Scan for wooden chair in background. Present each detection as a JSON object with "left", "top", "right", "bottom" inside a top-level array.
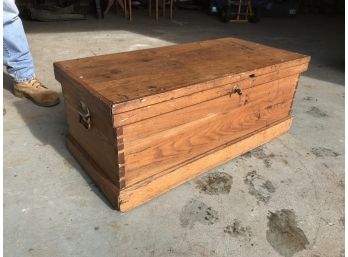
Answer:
[
  {"left": 149, "top": 0, "right": 174, "bottom": 20},
  {"left": 104, "top": 0, "right": 132, "bottom": 20},
  {"left": 104, "top": 0, "right": 174, "bottom": 21},
  {"left": 230, "top": 0, "right": 252, "bottom": 21}
]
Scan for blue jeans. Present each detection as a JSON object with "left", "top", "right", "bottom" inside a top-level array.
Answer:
[{"left": 3, "top": 0, "right": 35, "bottom": 82}]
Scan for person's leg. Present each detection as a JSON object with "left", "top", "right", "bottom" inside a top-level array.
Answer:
[
  {"left": 3, "top": 0, "right": 60, "bottom": 107},
  {"left": 3, "top": 0, "right": 35, "bottom": 82}
]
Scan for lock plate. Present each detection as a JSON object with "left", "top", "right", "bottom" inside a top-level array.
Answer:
[{"left": 229, "top": 86, "right": 243, "bottom": 97}]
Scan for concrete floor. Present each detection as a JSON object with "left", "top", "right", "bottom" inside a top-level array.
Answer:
[{"left": 4, "top": 10, "right": 344, "bottom": 257}]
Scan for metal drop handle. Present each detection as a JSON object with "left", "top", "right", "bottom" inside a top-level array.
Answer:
[{"left": 78, "top": 101, "right": 91, "bottom": 129}]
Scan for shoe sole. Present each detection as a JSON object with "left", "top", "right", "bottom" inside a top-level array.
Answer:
[{"left": 14, "top": 88, "right": 60, "bottom": 107}]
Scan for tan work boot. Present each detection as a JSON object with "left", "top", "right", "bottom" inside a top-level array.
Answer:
[{"left": 13, "top": 79, "right": 60, "bottom": 107}]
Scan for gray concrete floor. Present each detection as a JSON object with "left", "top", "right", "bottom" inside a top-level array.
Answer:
[{"left": 4, "top": 10, "right": 344, "bottom": 257}]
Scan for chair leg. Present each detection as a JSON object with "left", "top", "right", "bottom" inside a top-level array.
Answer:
[
  {"left": 104, "top": 0, "right": 115, "bottom": 16},
  {"left": 170, "top": 0, "right": 173, "bottom": 19},
  {"left": 156, "top": 0, "right": 158, "bottom": 20},
  {"left": 237, "top": 0, "right": 242, "bottom": 20},
  {"left": 129, "top": 0, "right": 132, "bottom": 20},
  {"left": 95, "top": 0, "right": 103, "bottom": 18},
  {"left": 149, "top": 0, "right": 151, "bottom": 16},
  {"left": 163, "top": 0, "right": 165, "bottom": 16},
  {"left": 248, "top": 0, "right": 253, "bottom": 16},
  {"left": 123, "top": 0, "right": 127, "bottom": 17}
]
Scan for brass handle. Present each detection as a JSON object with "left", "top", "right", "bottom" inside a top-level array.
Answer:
[
  {"left": 231, "top": 86, "right": 242, "bottom": 96},
  {"left": 78, "top": 101, "right": 91, "bottom": 129}
]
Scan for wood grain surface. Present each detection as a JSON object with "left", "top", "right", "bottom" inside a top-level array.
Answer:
[
  {"left": 119, "top": 118, "right": 293, "bottom": 211},
  {"left": 54, "top": 37, "right": 310, "bottom": 113},
  {"left": 119, "top": 75, "right": 299, "bottom": 145},
  {"left": 121, "top": 75, "right": 297, "bottom": 186},
  {"left": 113, "top": 64, "right": 307, "bottom": 126}
]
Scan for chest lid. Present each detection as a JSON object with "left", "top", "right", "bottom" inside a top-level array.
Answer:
[{"left": 54, "top": 37, "right": 310, "bottom": 114}]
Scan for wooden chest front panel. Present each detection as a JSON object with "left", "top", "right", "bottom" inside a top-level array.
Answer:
[
  {"left": 117, "top": 74, "right": 299, "bottom": 187},
  {"left": 113, "top": 62, "right": 307, "bottom": 126}
]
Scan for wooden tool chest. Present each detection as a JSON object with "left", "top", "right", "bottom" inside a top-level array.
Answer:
[{"left": 54, "top": 38, "right": 310, "bottom": 211}]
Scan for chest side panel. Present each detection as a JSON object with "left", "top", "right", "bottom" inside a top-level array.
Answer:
[
  {"left": 117, "top": 73, "right": 300, "bottom": 187},
  {"left": 59, "top": 76, "right": 119, "bottom": 185}
]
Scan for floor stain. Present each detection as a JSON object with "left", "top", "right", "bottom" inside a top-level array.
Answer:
[
  {"left": 338, "top": 177, "right": 344, "bottom": 189},
  {"left": 282, "top": 159, "right": 289, "bottom": 165},
  {"left": 305, "top": 106, "right": 328, "bottom": 118},
  {"left": 224, "top": 220, "right": 252, "bottom": 242},
  {"left": 311, "top": 147, "right": 339, "bottom": 158},
  {"left": 3, "top": 108, "right": 6, "bottom": 116},
  {"left": 303, "top": 96, "right": 317, "bottom": 101},
  {"left": 179, "top": 199, "right": 218, "bottom": 229},
  {"left": 266, "top": 209, "right": 309, "bottom": 257},
  {"left": 280, "top": 178, "right": 293, "bottom": 186},
  {"left": 242, "top": 147, "right": 275, "bottom": 168},
  {"left": 340, "top": 249, "right": 345, "bottom": 257},
  {"left": 195, "top": 172, "right": 233, "bottom": 195},
  {"left": 322, "top": 163, "right": 329, "bottom": 169},
  {"left": 244, "top": 170, "right": 276, "bottom": 204},
  {"left": 339, "top": 216, "right": 344, "bottom": 227}
]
